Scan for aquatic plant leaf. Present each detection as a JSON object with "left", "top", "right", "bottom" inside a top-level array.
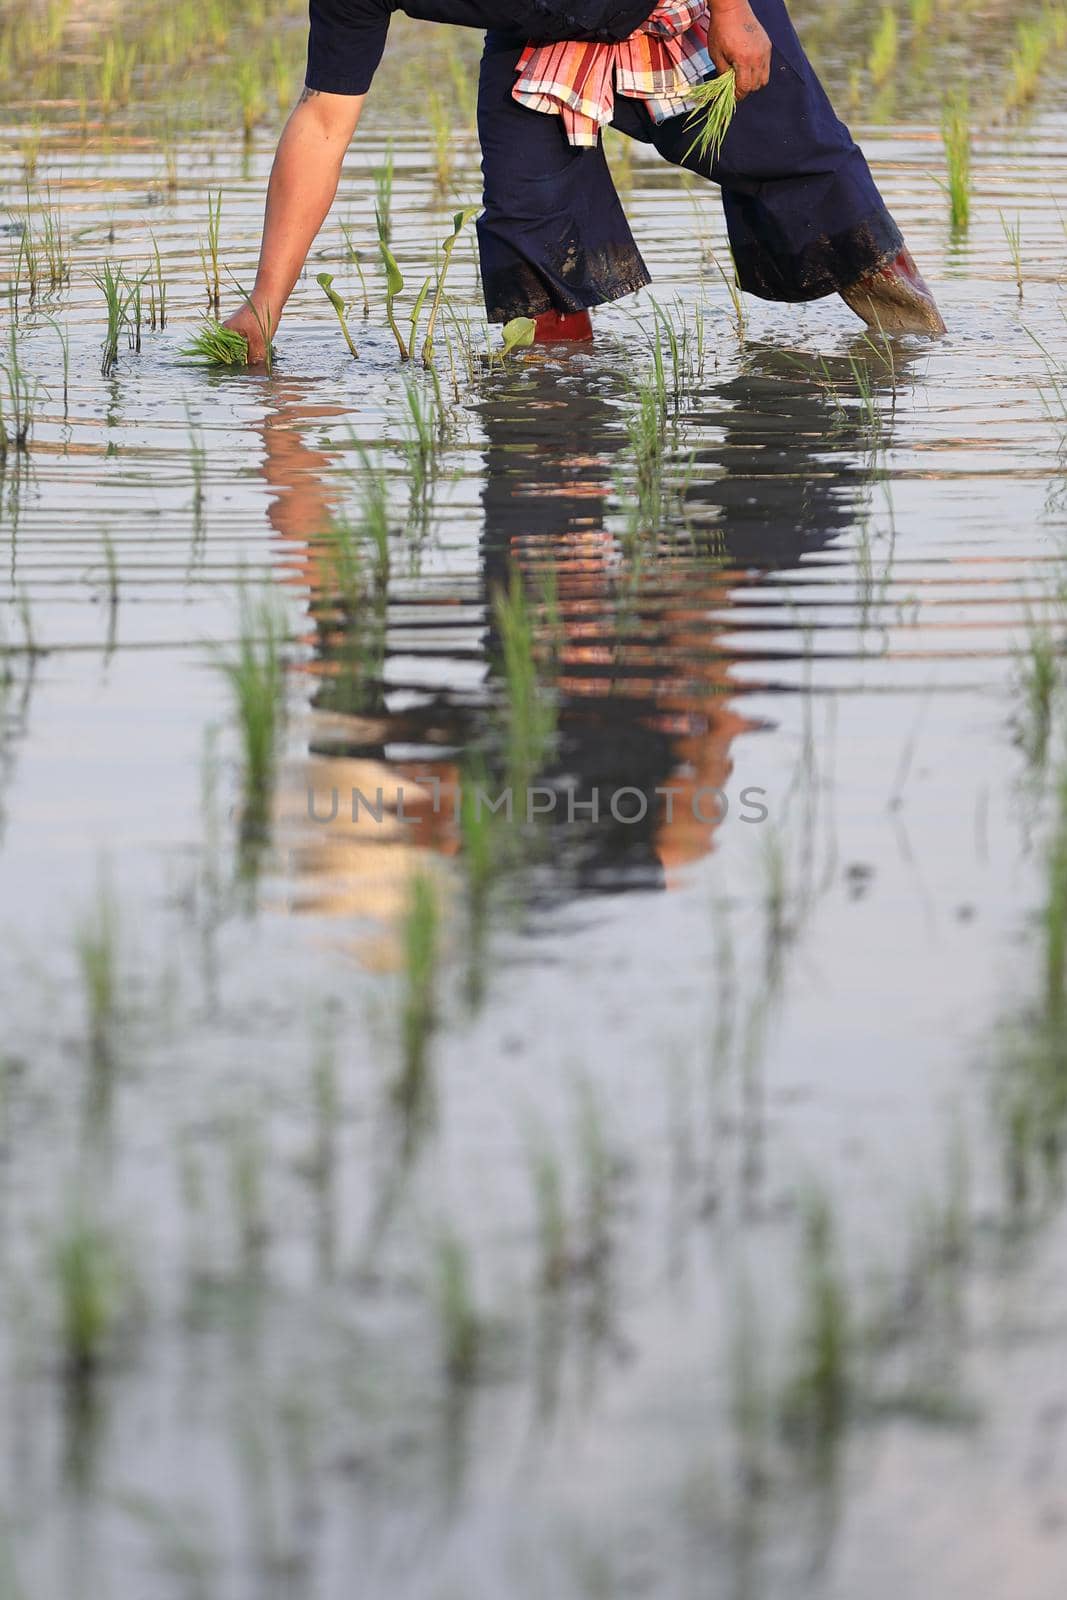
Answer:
[
  {"left": 451, "top": 205, "right": 481, "bottom": 237},
  {"left": 501, "top": 317, "right": 536, "bottom": 358},
  {"left": 316, "top": 271, "right": 346, "bottom": 317}
]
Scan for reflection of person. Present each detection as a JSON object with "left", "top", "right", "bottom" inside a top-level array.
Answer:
[
  {"left": 223, "top": 0, "right": 944, "bottom": 362},
  {"left": 261, "top": 337, "right": 909, "bottom": 912}
]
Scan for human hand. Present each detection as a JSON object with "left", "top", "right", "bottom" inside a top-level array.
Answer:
[
  {"left": 222, "top": 295, "right": 276, "bottom": 366},
  {"left": 706, "top": 0, "right": 772, "bottom": 100}
]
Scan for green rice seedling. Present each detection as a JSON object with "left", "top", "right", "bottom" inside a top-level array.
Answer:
[
  {"left": 41, "top": 313, "right": 69, "bottom": 417},
  {"left": 38, "top": 196, "right": 69, "bottom": 287},
  {"left": 12, "top": 221, "right": 40, "bottom": 308},
  {"left": 235, "top": 59, "right": 264, "bottom": 141},
  {"left": 376, "top": 208, "right": 408, "bottom": 360},
  {"left": 53, "top": 1211, "right": 126, "bottom": 1382},
  {"left": 867, "top": 6, "right": 898, "bottom": 86},
  {"left": 625, "top": 372, "right": 669, "bottom": 533},
  {"left": 435, "top": 1229, "right": 480, "bottom": 1384},
  {"left": 150, "top": 232, "right": 167, "bottom": 329},
  {"left": 493, "top": 568, "right": 557, "bottom": 792},
  {"left": 187, "top": 408, "right": 206, "bottom": 545},
  {"left": 683, "top": 68, "right": 736, "bottom": 165},
  {"left": 374, "top": 142, "right": 394, "bottom": 244},
  {"left": 98, "top": 36, "right": 137, "bottom": 114},
  {"left": 179, "top": 320, "right": 250, "bottom": 367},
  {"left": 1006, "top": 18, "right": 1048, "bottom": 108},
  {"left": 0, "top": 322, "right": 39, "bottom": 455},
  {"left": 941, "top": 88, "right": 971, "bottom": 234},
  {"left": 425, "top": 88, "right": 454, "bottom": 191},
  {"left": 271, "top": 37, "right": 291, "bottom": 114},
  {"left": 200, "top": 190, "right": 223, "bottom": 311},
  {"left": 1013, "top": 612, "right": 1057, "bottom": 768},
  {"left": 316, "top": 272, "right": 359, "bottom": 359},
  {"left": 93, "top": 260, "right": 146, "bottom": 377},
  {"left": 128, "top": 277, "right": 143, "bottom": 353},
  {"left": 710, "top": 248, "right": 746, "bottom": 340},
  {"left": 422, "top": 205, "right": 480, "bottom": 369},
  {"left": 76, "top": 872, "right": 120, "bottom": 1075},
  {"left": 909, "top": 0, "right": 933, "bottom": 35},
  {"left": 219, "top": 588, "right": 287, "bottom": 844},
  {"left": 20, "top": 117, "right": 43, "bottom": 179},
  {"left": 780, "top": 1189, "right": 851, "bottom": 1467},
  {"left": 393, "top": 871, "right": 439, "bottom": 1141},
  {"left": 339, "top": 222, "right": 371, "bottom": 313},
  {"left": 1000, "top": 211, "right": 1024, "bottom": 297}
]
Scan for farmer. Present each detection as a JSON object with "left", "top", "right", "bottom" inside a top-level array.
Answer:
[{"left": 224, "top": 0, "right": 946, "bottom": 357}]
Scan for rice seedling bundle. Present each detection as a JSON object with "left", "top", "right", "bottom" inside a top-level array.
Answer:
[
  {"left": 684, "top": 68, "right": 737, "bottom": 166},
  {"left": 179, "top": 320, "right": 249, "bottom": 366}
]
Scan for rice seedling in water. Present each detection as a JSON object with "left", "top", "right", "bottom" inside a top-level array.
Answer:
[
  {"left": 179, "top": 321, "right": 250, "bottom": 367},
  {"left": 93, "top": 260, "right": 146, "bottom": 377},
  {"left": 40, "top": 312, "right": 69, "bottom": 418},
  {"left": 1013, "top": 612, "right": 1057, "bottom": 768},
  {"left": 435, "top": 1229, "right": 480, "bottom": 1384},
  {"left": 909, "top": 0, "right": 933, "bottom": 35},
  {"left": 150, "top": 232, "right": 167, "bottom": 329},
  {"left": 53, "top": 1212, "right": 126, "bottom": 1383},
  {"left": 0, "top": 322, "right": 38, "bottom": 456},
  {"left": 867, "top": 6, "right": 899, "bottom": 86},
  {"left": 98, "top": 36, "right": 137, "bottom": 114},
  {"left": 425, "top": 88, "right": 454, "bottom": 191},
  {"left": 200, "top": 189, "right": 223, "bottom": 312},
  {"left": 339, "top": 222, "right": 371, "bottom": 313},
  {"left": 1000, "top": 211, "right": 1023, "bottom": 298},
  {"left": 941, "top": 88, "right": 971, "bottom": 234},
  {"left": 235, "top": 59, "right": 264, "bottom": 141},
  {"left": 422, "top": 206, "right": 480, "bottom": 368},
  {"left": 625, "top": 372, "right": 669, "bottom": 533},
  {"left": 374, "top": 143, "right": 394, "bottom": 244},
  {"left": 1006, "top": 17, "right": 1050, "bottom": 109},
  {"left": 316, "top": 272, "right": 359, "bottom": 359},
  {"left": 219, "top": 588, "right": 287, "bottom": 845},
  {"left": 683, "top": 68, "right": 736, "bottom": 165},
  {"left": 394, "top": 871, "right": 440, "bottom": 1142}
]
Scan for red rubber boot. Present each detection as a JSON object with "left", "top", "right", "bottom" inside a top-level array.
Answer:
[{"left": 533, "top": 308, "right": 594, "bottom": 343}]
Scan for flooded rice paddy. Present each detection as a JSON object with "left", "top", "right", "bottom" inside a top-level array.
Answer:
[{"left": 2, "top": 1, "right": 1067, "bottom": 1595}]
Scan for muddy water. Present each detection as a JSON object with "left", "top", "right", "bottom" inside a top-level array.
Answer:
[{"left": 2, "top": 12, "right": 1067, "bottom": 1599}]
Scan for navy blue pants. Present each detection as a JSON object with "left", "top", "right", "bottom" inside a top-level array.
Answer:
[
  {"left": 476, "top": 0, "right": 902, "bottom": 321},
  {"left": 306, "top": 0, "right": 903, "bottom": 322}
]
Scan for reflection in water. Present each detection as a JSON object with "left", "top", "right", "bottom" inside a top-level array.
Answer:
[{"left": 263, "top": 341, "right": 908, "bottom": 938}]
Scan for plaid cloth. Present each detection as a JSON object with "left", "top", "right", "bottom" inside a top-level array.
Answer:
[{"left": 512, "top": 0, "right": 714, "bottom": 147}]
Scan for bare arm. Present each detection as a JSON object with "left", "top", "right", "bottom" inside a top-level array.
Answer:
[{"left": 224, "top": 87, "right": 365, "bottom": 362}]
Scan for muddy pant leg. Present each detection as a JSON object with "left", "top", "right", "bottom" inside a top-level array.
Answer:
[
  {"left": 613, "top": 0, "right": 902, "bottom": 301},
  {"left": 476, "top": 32, "right": 652, "bottom": 322}
]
